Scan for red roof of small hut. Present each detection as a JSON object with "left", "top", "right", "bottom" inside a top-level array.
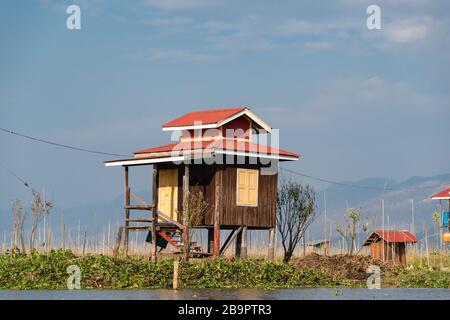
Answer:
[
  {"left": 363, "top": 230, "right": 417, "bottom": 245},
  {"left": 431, "top": 187, "right": 450, "bottom": 200}
]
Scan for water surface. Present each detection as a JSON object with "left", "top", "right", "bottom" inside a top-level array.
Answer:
[{"left": 1, "top": 288, "right": 449, "bottom": 300}]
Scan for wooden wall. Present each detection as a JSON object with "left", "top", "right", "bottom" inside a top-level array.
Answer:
[
  {"left": 214, "top": 164, "right": 277, "bottom": 229},
  {"left": 154, "top": 162, "right": 278, "bottom": 229},
  {"left": 369, "top": 241, "right": 407, "bottom": 266}
]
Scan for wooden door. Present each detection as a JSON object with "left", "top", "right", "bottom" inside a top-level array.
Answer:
[{"left": 158, "top": 168, "right": 178, "bottom": 221}]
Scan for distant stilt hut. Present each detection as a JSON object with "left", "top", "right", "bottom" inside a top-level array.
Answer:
[
  {"left": 363, "top": 230, "right": 417, "bottom": 266},
  {"left": 431, "top": 187, "right": 450, "bottom": 242},
  {"left": 306, "top": 240, "right": 330, "bottom": 255}
]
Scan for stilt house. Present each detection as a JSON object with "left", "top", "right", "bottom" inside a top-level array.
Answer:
[{"left": 104, "top": 107, "right": 299, "bottom": 259}]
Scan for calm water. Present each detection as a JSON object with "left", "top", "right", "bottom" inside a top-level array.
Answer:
[{"left": 1, "top": 288, "right": 449, "bottom": 300}]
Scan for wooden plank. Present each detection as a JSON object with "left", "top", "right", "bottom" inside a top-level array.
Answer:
[
  {"left": 125, "top": 205, "right": 152, "bottom": 211},
  {"left": 157, "top": 210, "right": 184, "bottom": 230},
  {"left": 125, "top": 218, "right": 152, "bottom": 223},
  {"left": 126, "top": 226, "right": 150, "bottom": 231},
  {"left": 130, "top": 192, "right": 149, "bottom": 207}
]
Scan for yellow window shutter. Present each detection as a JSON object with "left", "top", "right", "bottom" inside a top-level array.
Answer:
[
  {"left": 236, "top": 168, "right": 259, "bottom": 206},
  {"left": 247, "top": 170, "right": 258, "bottom": 206},
  {"left": 237, "top": 169, "right": 248, "bottom": 205}
]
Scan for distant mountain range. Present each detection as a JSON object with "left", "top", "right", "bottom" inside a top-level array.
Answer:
[{"left": 1, "top": 173, "right": 449, "bottom": 244}]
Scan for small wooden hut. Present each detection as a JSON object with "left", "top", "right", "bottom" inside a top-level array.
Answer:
[
  {"left": 306, "top": 240, "right": 330, "bottom": 255},
  {"left": 363, "top": 230, "right": 417, "bottom": 266},
  {"left": 104, "top": 107, "right": 299, "bottom": 260}
]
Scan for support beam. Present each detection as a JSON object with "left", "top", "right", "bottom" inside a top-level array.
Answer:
[
  {"left": 268, "top": 227, "right": 275, "bottom": 261},
  {"left": 241, "top": 226, "right": 247, "bottom": 259},
  {"left": 183, "top": 164, "right": 190, "bottom": 261},
  {"left": 235, "top": 228, "right": 242, "bottom": 258},
  {"left": 207, "top": 228, "right": 214, "bottom": 254},
  {"left": 151, "top": 165, "right": 158, "bottom": 262},
  {"left": 220, "top": 226, "right": 243, "bottom": 255},
  {"left": 213, "top": 166, "right": 221, "bottom": 257},
  {"left": 123, "top": 166, "right": 130, "bottom": 256}
]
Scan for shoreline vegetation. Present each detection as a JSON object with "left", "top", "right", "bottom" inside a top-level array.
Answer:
[{"left": 0, "top": 250, "right": 448, "bottom": 290}]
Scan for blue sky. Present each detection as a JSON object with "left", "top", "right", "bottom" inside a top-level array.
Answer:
[{"left": 0, "top": 0, "right": 449, "bottom": 208}]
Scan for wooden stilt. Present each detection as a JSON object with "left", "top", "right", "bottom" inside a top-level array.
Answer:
[
  {"left": 123, "top": 166, "right": 130, "bottom": 256},
  {"left": 235, "top": 227, "right": 242, "bottom": 258},
  {"left": 241, "top": 226, "right": 247, "bottom": 259},
  {"left": 112, "top": 226, "right": 123, "bottom": 258},
  {"left": 173, "top": 258, "right": 180, "bottom": 290},
  {"left": 268, "top": 227, "right": 275, "bottom": 260},
  {"left": 183, "top": 164, "right": 190, "bottom": 261},
  {"left": 213, "top": 166, "right": 221, "bottom": 257},
  {"left": 152, "top": 165, "right": 158, "bottom": 262},
  {"left": 207, "top": 228, "right": 214, "bottom": 254}
]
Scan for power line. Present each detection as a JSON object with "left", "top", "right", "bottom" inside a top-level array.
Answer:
[
  {"left": 279, "top": 167, "right": 441, "bottom": 191},
  {"left": 0, "top": 126, "right": 445, "bottom": 192},
  {"left": 0, "top": 127, "right": 130, "bottom": 158},
  {"left": 0, "top": 162, "right": 37, "bottom": 194}
]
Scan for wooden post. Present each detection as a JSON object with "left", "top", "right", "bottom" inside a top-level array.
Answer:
[
  {"left": 112, "top": 226, "right": 123, "bottom": 258},
  {"left": 213, "top": 166, "right": 221, "bottom": 257},
  {"left": 268, "top": 227, "right": 275, "bottom": 260},
  {"left": 152, "top": 165, "right": 158, "bottom": 262},
  {"left": 124, "top": 166, "right": 130, "bottom": 256},
  {"left": 207, "top": 228, "right": 214, "bottom": 254},
  {"left": 241, "top": 226, "right": 247, "bottom": 259},
  {"left": 235, "top": 228, "right": 242, "bottom": 258},
  {"left": 183, "top": 164, "right": 190, "bottom": 261},
  {"left": 173, "top": 258, "right": 180, "bottom": 290}
]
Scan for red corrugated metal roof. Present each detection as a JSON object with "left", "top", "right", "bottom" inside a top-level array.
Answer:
[
  {"left": 162, "top": 108, "right": 245, "bottom": 128},
  {"left": 431, "top": 187, "right": 450, "bottom": 200},
  {"left": 134, "top": 139, "right": 299, "bottom": 158},
  {"left": 372, "top": 230, "right": 417, "bottom": 243}
]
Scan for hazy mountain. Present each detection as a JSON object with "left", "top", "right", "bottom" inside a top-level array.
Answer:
[{"left": 1, "top": 174, "right": 448, "bottom": 243}]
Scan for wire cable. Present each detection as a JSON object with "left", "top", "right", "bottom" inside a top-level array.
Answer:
[
  {"left": 0, "top": 126, "right": 446, "bottom": 192},
  {"left": 0, "top": 127, "right": 130, "bottom": 157},
  {"left": 279, "top": 167, "right": 442, "bottom": 191}
]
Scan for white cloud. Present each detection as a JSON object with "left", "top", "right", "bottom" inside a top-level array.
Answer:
[
  {"left": 304, "top": 41, "right": 334, "bottom": 50},
  {"left": 276, "top": 19, "right": 358, "bottom": 36},
  {"left": 140, "top": 0, "right": 213, "bottom": 10},
  {"left": 384, "top": 17, "right": 429, "bottom": 43},
  {"left": 147, "top": 48, "right": 218, "bottom": 62},
  {"left": 141, "top": 16, "right": 193, "bottom": 27}
]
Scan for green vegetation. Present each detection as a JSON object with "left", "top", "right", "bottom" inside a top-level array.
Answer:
[{"left": 0, "top": 250, "right": 448, "bottom": 290}]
